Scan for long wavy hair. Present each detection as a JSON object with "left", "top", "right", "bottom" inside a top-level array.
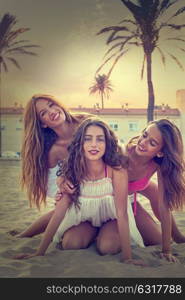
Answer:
[
  {"left": 127, "top": 119, "right": 185, "bottom": 210},
  {"left": 57, "top": 118, "right": 128, "bottom": 207},
  {"left": 21, "top": 94, "right": 83, "bottom": 210}
]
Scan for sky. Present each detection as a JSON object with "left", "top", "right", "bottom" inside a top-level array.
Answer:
[{"left": 0, "top": 0, "right": 185, "bottom": 109}]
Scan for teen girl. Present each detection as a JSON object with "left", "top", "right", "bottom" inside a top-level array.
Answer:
[
  {"left": 14, "top": 94, "right": 97, "bottom": 245},
  {"left": 14, "top": 118, "right": 145, "bottom": 266},
  {"left": 125, "top": 119, "right": 185, "bottom": 262}
]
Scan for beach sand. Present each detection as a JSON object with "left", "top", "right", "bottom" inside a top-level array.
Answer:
[{"left": 0, "top": 160, "right": 185, "bottom": 278}]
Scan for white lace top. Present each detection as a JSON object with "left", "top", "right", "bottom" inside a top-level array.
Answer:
[
  {"left": 47, "top": 165, "right": 59, "bottom": 198},
  {"left": 53, "top": 176, "right": 144, "bottom": 247}
]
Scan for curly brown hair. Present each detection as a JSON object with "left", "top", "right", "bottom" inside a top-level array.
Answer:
[{"left": 57, "top": 118, "right": 128, "bottom": 207}]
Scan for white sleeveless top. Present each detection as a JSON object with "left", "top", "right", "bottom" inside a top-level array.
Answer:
[
  {"left": 53, "top": 175, "right": 144, "bottom": 247},
  {"left": 47, "top": 165, "right": 59, "bottom": 198}
]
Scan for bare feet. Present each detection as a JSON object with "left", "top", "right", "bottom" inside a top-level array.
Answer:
[
  {"left": 173, "top": 235, "right": 185, "bottom": 244},
  {"left": 8, "top": 230, "right": 31, "bottom": 238},
  {"left": 8, "top": 230, "right": 20, "bottom": 236}
]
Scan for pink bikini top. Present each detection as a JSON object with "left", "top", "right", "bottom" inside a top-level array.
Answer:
[
  {"left": 128, "top": 162, "right": 155, "bottom": 193},
  {"left": 127, "top": 147, "right": 156, "bottom": 216}
]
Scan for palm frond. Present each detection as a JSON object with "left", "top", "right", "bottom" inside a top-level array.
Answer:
[
  {"left": 1, "top": 58, "right": 8, "bottom": 72},
  {"left": 7, "top": 28, "right": 30, "bottom": 42},
  {"left": 106, "top": 35, "right": 128, "bottom": 45},
  {"left": 156, "top": 46, "right": 166, "bottom": 66},
  {"left": 6, "top": 45, "right": 40, "bottom": 54},
  {"left": 122, "top": 0, "right": 159, "bottom": 23},
  {"left": 96, "top": 52, "right": 119, "bottom": 75},
  {"left": 159, "top": 0, "right": 181, "bottom": 16},
  {"left": 0, "top": 13, "right": 16, "bottom": 41},
  {"left": 106, "top": 30, "right": 120, "bottom": 44},
  {"left": 109, "top": 35, "right": 137, "bottom": 51},
  {"left": 6, "top": 48, "right": 38, "bottom": 56},
  {"left": 166, "top": 37, "right": 185, "bottom": 42},
  {"left": 19, "top": 50, "right": 38, "bottom": 56},
  {"left": 97, "top": 26, "right": 129, "bottom": 36},
  {"left": 128, "top": 41, "right": 141, "bottom": 46},
  {"left": 167, "top": 52, "right": 184, "bottom": 70},
  {"left": 6, "top": 57, "right": 21, "bottom": 69},
  {"left": 165, "top": 0, "right": 182, "bottom": 10},
  {"left": 179, "top": 48, "right": 185, "bottom": 53},
  {"left": 171, "top": 6, "right": 185, "bottom": 18},
  {"left": 0, "top": 13, "right": 39, "bottom": 74},
  {"left": 103, "top": 42, "right": 126, "bottom": 58},
  {"left": 160, "top": 0, "right": 171, "bottom": 14},
  {"left": 107, "top": 49, "right": 128, "bottom": 78},
  {"left": 8, "top": 40, "right": 30, "bottom": 47},
  {"left": 160, "top": 23, "right": 185, "bottom": 30},
  {"left": 121, "top": 0, "right": 141, "bottom": 19},
  {"left": 119, "top": 19, "right": 137, "bottom": 26}
]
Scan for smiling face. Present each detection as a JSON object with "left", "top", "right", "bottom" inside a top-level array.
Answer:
[
  {"left": 35, "top": 98, "right": 66, "bottom": 128},
  {"left": 135, "top": 123, "right": 164, "bottom": 158},
  {"left": 83, "top": 125, "right": 106, "bottom": 161}
]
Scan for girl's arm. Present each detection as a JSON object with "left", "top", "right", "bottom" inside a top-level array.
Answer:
[
  {"left": 157, "top": 169, "right": 178, "bottom": 262},
  {"left": 14, "top": 195, "right": 70, "bottom": 259},
  {"left": 112, "top": 168, "right": 145, "bottom": 266},
  {"left": 55, "top": 176, "right": 76, "bottom": 204}
]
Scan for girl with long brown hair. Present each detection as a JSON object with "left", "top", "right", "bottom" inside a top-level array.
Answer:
[
  {"left": 14, "top": 118, "right": 146, "bottom": 266},
  {"left": 125, "top": 119, "right": 185, "bottom": 262},
  {"left": 18, "top": 94, "right": 96, "bottom": 244}
]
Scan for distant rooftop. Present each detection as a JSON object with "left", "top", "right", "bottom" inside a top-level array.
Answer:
[
  {"left": 71, "top": 107, "right": 180, "bottom": 116},
  {"left": 0, "top": 106, "right": 180, "bottom": 116},
  {"left": 0, "top": 107, "right": 24, "bottom": 114}
]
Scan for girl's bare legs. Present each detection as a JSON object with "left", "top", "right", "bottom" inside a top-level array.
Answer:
[
  {"left": 17, "top": 210, "right": 55, "bottom": 237},
  {"left": 140, "top": 181, "right": 185, "bottom": 243},
  {"left": 96, "top": 220, "right": 121, "bottom": 255},
  {"left": 97, "top": 205, "right": 162, "bottom": 254},
  {"left": 133, "top": 202, "right": 162, "bottom": 246},
  {"left": 15, "top": 212, "right": 98, "bottom": 248},
  {"left": 61, "top": 221, "right": 98, "bottom": 250}
]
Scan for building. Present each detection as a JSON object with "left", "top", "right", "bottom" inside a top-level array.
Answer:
[
  {"left": 0, "top": 89, "right": 185, "bottom": 154},
  {"left": 72, "top": 106, "right": 180, "bottom": 144},
  {"left": 0, "top": 106, "right": 24, "bottom": 155},
  {"left": 176, "top": 89, "right": 185, "bottom": 144}
]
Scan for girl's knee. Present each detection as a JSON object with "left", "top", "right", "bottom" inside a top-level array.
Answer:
[
  {"left": 96, "top": 238, "right": 120, "bottom": 255},
  {"left": 62, "top": 235, "right": 90, "bottom": 250}
]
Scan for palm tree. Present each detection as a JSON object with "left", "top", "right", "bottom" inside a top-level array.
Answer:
[
  {"left": 89, "top": 74, "right": 113, "bottom": 109},
  {"left": 96, "top": 0, "right": 185, "bottom": 122},
  {"left": 0, "top": 13, "right": 40, "bottom": 156}
]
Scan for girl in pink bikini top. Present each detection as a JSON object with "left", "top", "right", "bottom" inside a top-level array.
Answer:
[
  {"left": 127, "top": 146, "right": 157, "bottom": 215},
  {"left": 125, "top": 119, "right": 185, "bottom": 263}
]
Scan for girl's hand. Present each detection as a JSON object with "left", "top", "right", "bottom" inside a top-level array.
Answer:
[
  {"left": 122, "top": 258, "right": 147, "bottom": 267},
  {"left": 159, "top": 252, "right": 179, "bottom": 263},
  {"left": 55, "top": 190, "right": 64, "bottom": 204},
  {"left": 57, "top": 177, "right": 76, "bottom": 195},
  {"left": 13, "top": 252, "right": 43, "bottom": 260}
]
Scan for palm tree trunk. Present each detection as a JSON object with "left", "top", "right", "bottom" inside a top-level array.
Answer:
[
  {"left": 101, "top": 93, "right": 104, "bottom": 109},
  {"left": 0, "top": 63, "right": 2, "bottom": 157},
  {"left": 146, "top": 53, "right": 155, "bottom": 122}
]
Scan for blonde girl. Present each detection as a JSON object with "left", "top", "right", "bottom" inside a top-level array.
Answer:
[{"left": 17, "top": 94, "right": 95, "bottom": 245}]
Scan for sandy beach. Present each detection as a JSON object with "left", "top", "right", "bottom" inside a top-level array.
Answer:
[{"left": 0, "top": 160, "right": 185, "bottom": 278}]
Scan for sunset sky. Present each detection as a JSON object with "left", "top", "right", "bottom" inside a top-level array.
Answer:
[{"left": 0, "top": 0, "right": 185, "bottom": 109}]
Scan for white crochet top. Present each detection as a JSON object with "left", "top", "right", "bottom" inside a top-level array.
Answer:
[
  {"left": 53, "top": 176, "right": 144, "bottom": 247},
  {"left": 47, "top": 165, "right": 59, "bottom": 198}
]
